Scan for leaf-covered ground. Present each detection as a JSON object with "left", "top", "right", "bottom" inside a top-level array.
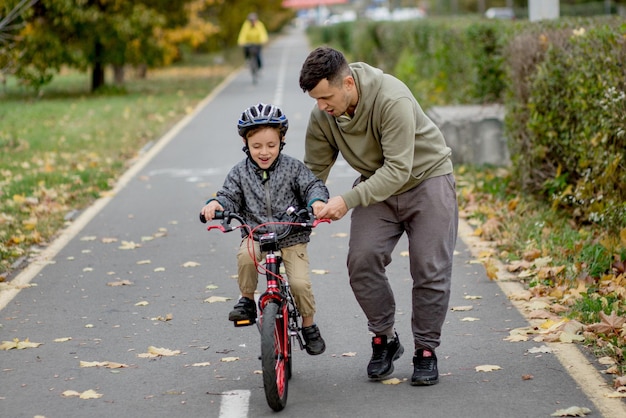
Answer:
[{"left": 457, "top": 165, "right": 626, "bottom": 395}]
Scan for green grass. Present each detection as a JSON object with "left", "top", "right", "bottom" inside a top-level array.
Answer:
[{"left": 0, "top": 55, "right": 235, "bottom": 277}]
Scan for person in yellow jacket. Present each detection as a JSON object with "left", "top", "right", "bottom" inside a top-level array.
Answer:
[{"left": 237, "top": 13, "right": 268, "bottom": 70}]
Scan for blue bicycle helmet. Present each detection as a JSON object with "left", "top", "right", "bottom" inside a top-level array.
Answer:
[{"left": 237, "top": 103, "right": 289, "bottom": 139}]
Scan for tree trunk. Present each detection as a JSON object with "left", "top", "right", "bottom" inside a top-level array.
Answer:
[
  {"left": 136, "top": 63, "right": 147, "bottom": 79},
  {"left": 113, "top": 65, "right": 125, "bottom": 85},
  {"left": 91, "top": 40, "right": 105, "bottom": 92}
]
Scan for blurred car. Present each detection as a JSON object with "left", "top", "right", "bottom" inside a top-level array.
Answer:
[{"left": 485, "top": 7, "right": 515, "bottom": 19}]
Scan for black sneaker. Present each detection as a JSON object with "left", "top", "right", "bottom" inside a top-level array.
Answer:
[
  {"left": 367, "top": 332, "right": 404, "bottom": 380},
  {"left": 411, "top": 348, "right": 439, "bottom": 386},
  {"left": 302, "top": 324, "right": 326, "bottom": 355},
  {"left": 228, "top": 297, "right": 256, "bottom": 325}
]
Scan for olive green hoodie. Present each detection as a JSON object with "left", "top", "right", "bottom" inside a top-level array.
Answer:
[{"left": 304, "top": 62, "right": 453, "bottom": 209}]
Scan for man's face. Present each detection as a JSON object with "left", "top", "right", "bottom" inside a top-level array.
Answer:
[
  {"left": 245, "top": 127, "right": 282, "bottom": 169},
  {"left": 307, "top": 77, "right": 356, "bottom": 118}
]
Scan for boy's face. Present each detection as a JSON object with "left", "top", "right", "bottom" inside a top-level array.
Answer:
[{"left": 245, "top": 127, "right": 282, "bottom": 169}]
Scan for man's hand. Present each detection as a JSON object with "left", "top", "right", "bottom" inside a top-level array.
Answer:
[{"left": 315, "top": 196, "right": 348, "bottom": 221}]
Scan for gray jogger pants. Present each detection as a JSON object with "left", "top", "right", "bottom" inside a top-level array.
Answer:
[{"left": 347, "top": 174, "right": 458, "bottom": 351}]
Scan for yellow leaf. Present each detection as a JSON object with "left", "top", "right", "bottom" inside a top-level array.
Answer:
[
  {"left": 182, "top": 261, "right": 200, "bottom": 268},
  {"left": 107, "top": 280, "right": 133, "bottom": 286},
  {"left": 154, "top": 267, "right": 166, "bottom": 272},
  {"left": 221, "top": 357, "right": 239, "bottom": 362},
  {"left": 119, "top": 241, "right": 140, "bottom": 250},
  {"left": 54, "top": 337, "right": 72, "bottom": 342},
  {"left": 191, "top": 362, "right": 212, "bottom": 367},
  {"left": 13, "top": 194, "right": 26, "bottom": 203},
  {"left": 464, "top": 295, "right": 482, "bottom": 300},
  {"left": 311, "top": 269, "right": 329, "bottom": 275},
  {"left": 62, "top": 390, "right": 82, "bottom": 397},
  {"left": 135, "top": 301, "right": 149, "bottom": 306},
  {"left": 451, "top": 305, "right": 473, "bottom": 312},
  {"left": 381, "top": 378, "right": 403, "bottom": 385},
  {"left": 461, "top": 317, "right": 480, "bottom": 322},
  {"left": 79, "top": 389, "right": 103, "bottom": 399},
  {"left": 504, "top": 334, "right": 529, "bottom": 342},
  {"left": 136, "top": 260, "right": 151, "bottom": 265},
  {"left": 620, "top": 228, "right": 626, "bottom": 247},
  {"left": 148, "top": 346, "right": 180, "bottom": 357},
  {"left": 483, "top": 258, "right": 499, "bottom": 280},
  {"left": 550, "top": 406, "right": 592, "bottom": 416},
  {"left": 399, "top": 251, "right": 409, "bottom": 257},
  {"left": 476, "top": 365, "right": 501, "bottom": 372},
  {"left": 80, "top": 361, "right": 108, "bottom": 368},
  {"left": 342, "top": 352, "right": 357, "bottom": 357}
]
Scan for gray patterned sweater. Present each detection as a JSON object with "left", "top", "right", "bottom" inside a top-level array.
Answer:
[{"left": 211, "top": 154, "right": 329, "bottom": 248}]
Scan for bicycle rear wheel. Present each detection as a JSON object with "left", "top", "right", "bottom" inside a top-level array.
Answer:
[{"left": 260, "top": 301, "right": 289, "bottom": 411}]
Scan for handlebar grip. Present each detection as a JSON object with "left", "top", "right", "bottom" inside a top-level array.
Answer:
[{"left": 199, "top": 211, "right": 225, "bottom": 224}]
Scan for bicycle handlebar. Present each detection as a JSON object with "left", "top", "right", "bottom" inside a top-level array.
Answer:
[{"left": 199, "top": 206, "right": 330, "bottom": 238}]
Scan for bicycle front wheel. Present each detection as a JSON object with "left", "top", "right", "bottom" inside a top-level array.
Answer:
[{"left": 260, "top": 301, "right": 289, "bottom": 411}]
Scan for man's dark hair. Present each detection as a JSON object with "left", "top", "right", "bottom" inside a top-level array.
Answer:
[{"left": 299, "top": 46, "right": 351, "bottom": 92}]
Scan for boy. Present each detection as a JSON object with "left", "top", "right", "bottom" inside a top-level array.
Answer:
[{"left": 201, "top": 103, "right": 329, "bottom": 355}]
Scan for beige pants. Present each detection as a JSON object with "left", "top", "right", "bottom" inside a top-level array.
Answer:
[{"left": 236, "top": 240, "right": 316, "bottom": 318}]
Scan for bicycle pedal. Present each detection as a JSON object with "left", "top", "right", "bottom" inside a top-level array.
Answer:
[{"left": 233, "top": 319, "right": 256, "bottom": 327}]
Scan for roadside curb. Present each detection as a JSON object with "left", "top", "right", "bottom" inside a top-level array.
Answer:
[{"left": 458, "top": 220, "right": 626, "bottom": 418}]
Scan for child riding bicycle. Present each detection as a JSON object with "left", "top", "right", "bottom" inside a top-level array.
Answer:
[{"left": 200, "top": 103, "right": 329, "bottom": 355}]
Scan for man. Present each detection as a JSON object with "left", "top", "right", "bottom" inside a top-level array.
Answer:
[{"left": 299, "top": 46, "right": 458, "bottom": 386}]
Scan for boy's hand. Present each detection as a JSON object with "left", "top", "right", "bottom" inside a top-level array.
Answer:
[
  {"left": 315, "top": 196, "right": 347, "bottom": 221},
  {"left": 201, "top": 201, "right": 224, "bottom": 221}
]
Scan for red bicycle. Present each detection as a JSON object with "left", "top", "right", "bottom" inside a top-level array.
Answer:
[{"left": 200, "top": 207, "right": 329, "bottom": 411}]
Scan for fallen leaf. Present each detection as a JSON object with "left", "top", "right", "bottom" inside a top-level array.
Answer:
[
  {"left": 182, "top": 261, "right": 200, "bottom": 268},
  {"left": 101, "top": 237, "right": 118, "bottom": 243},
  {"left": 528, "top": 345, "right": 553, "bottom": 354},
  {"left": 550, "top": 406, "right": 592, "bottom": 416},
  {"left": 119, "top": 241, "right": 141, "bottom": 250},
  {"left": 461, "top": 317, "right": 480, "bottom": 322},
  {"left": 504, "top": 334, "right": 529, "bottom": 342},
  {"left": 137, "top": 260, "right": 151, "bottom": 265},
  {"left": 381, "top": 378, "right": 403, "bottom": 385},
  {"left": 587, "top": 311, "right": 625, "bottom": 335},
  {"left": 204, "top": 296, "right": 232, "bottom": 303},
  {"left": 107, "top": 279, "right": 133, "bottom": 286},
  {"left": 464, "top": 295, "right": 482, "bottom": 300},
  {"left": 62, "top": 389, "right": 103, "bottom": 399},
  {"left": 342, "top": 352, "right": 357, "bottom": 357},
  {"left": 311, "top": 269, "right": 329, "bottom": 275},
  {"left": 135, "top": 301, "right": 149, "bottom": 306},
  {"left": 475, "top": 364, "right": 501, "bottom": 372},
  {"left": 80, "top": 236, "right": 97, "bottom": 241},
  {"left": 399, "top": 251, "right": 409, "bottom": 257},
  {"left": 138, "top": 346, "right": 181, "bottom": 358},
  {"left": 451, "top": 305, "right": 473, "bottom": 312},
  {"left": 151, "top": 313, "right": 173, "bottom": 321},
  {"left": 191, "top": 362, "right": 211, "bottom": 367},
  {"left": 54, "top": 337, "right": 72, "bottom": 342},
  {"left": 0, "top": 338, "right": 43, "bottom": 350},
  {"left": 154, "top": 267, "right": 165, "bottom": 272},
  {"left": 220, "top": 357, "right": 239, "bottom": 362}
]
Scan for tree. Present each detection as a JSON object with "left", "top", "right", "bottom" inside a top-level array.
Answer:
[
  {"left": 8, "top": 0, "right": 194, "bottom": 92},
  {"left": 0, "top": 0, "right": 38, "bottom": 85}
]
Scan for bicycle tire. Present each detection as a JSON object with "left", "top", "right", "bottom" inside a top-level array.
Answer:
[
  {"left": 249, "top": 54, "right": 259, "bottom": 85},
  {"left": 261, "top": 301, "right": 289, "bottom": 411}
]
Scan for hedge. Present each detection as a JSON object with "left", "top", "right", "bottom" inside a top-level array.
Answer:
[{"left": 306, "top": 17, "right": 626, "bottom": 230}]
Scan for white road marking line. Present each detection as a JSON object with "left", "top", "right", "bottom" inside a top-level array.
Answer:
[{"left": 219, "top": 390, "right": 250, "bottom": 418}]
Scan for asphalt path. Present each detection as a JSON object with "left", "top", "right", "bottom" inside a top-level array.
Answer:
[{"left": 1, "top": 26, "right": 624, "bottom": 418}]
